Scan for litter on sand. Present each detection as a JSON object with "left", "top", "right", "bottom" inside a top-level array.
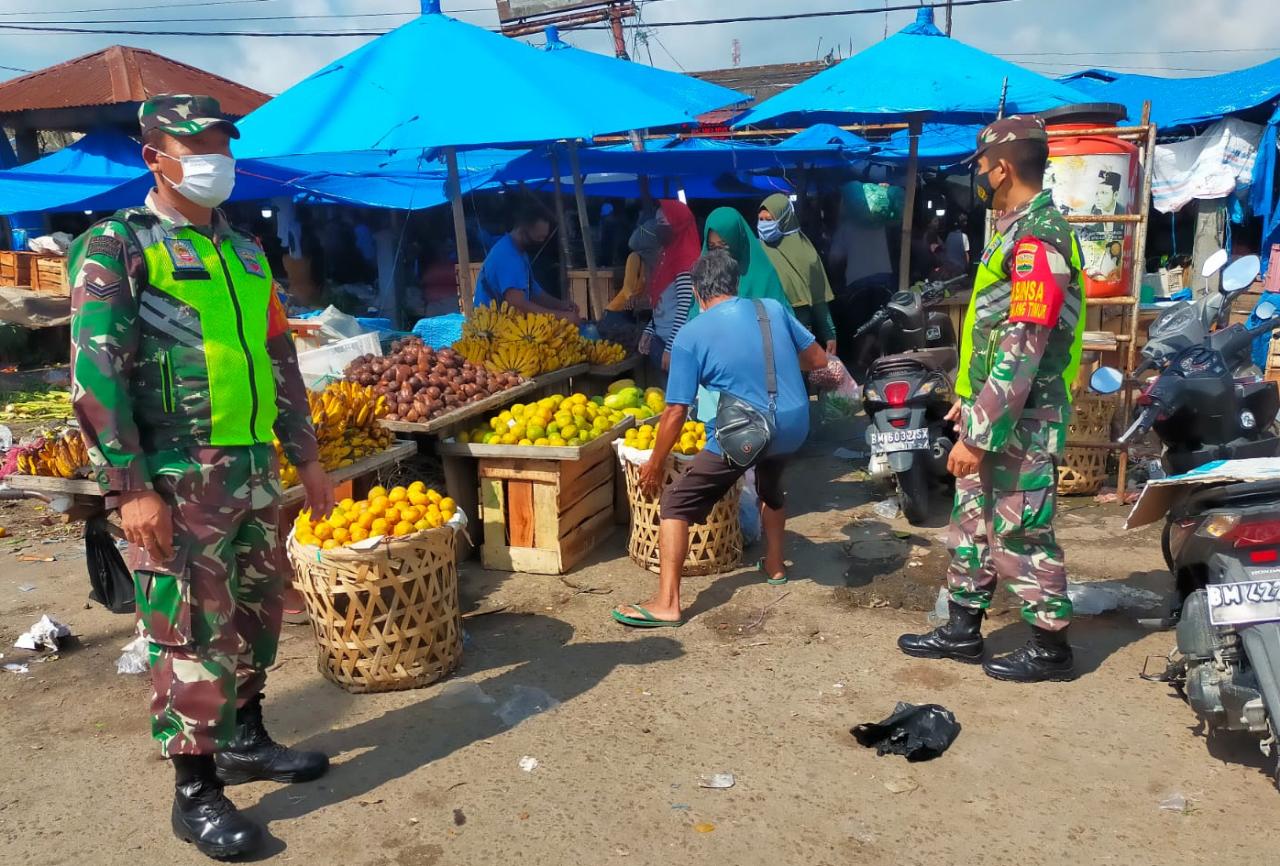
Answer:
[
  {"left": 497, "top": 685, "right": 561, "bottom": 727},
  {"left": 698, "top": 772, "right": 735, "bottom": 789},
  {"left": 14, "top": 614, "right": 71, "bottom": 651},
  {"left": 518, "top": 756, "right": 539, "bottom": 773},
  {"left": 115, "top": 635, "right": 149, "bottom": 675},
  {"left": 3, "top": 662, "right": 29, "bottom": 674},
  {"left": 871, "top": 497, "right": 901, "bottom": 520},
  {"left": 852, "top": 702, "right": 961, "bottom": 761}
]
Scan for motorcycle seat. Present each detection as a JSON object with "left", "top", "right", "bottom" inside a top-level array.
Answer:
[{"left": 871, "top": 347, "right": 958, "bottom": 375}]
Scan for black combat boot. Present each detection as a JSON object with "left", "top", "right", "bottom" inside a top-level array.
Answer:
[
  {"left": 897, "top": 602, "right": 985, "bottom": 663},
  {"left": 982, "top": 626, "right": 1075, "bottom": 683},
  {"left": 171, "top": 755, "right": 263, "bottom": 860},
  {"left": 214, "top": 693, "right": 329, "bottom": 785}
]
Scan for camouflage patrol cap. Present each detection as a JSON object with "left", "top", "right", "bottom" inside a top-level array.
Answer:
[
  {"left": 968, "top": 115, "right": 1047, "bottom": 162},
  {"left": 138, "top": 94, "right": 240, "bottom": 140}
]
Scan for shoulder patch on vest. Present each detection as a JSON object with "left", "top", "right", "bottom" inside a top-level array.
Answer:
[
  {"left": 234, "top": 246, "right": 266, "bottom": 277},
  {"left": 86, "top": 234, "right": 124, "bottom": 260}
]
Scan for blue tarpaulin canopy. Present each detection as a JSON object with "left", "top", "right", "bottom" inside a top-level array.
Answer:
[
  {"left": 0, "top": 129, "right": 150, "bottom": 214},
  {"left": 1061, "top": 57, "right": 1280, "bottom": 130},
  {"left": 236, "top": 1, "right": 745, "bottom": 159},
  {"left": 736, "top": 7, "right": 1090, "bottom": 128}
]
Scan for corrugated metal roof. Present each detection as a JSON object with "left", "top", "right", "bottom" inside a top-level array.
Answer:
[
  {"left": 0, "top": 45, "right": 269, "bottom": 118},
  {"left": 692, "top": 60, "right": 836, "bottom": 108}
]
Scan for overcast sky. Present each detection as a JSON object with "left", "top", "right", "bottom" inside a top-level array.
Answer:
[{"left": 2, "top": 0, "right": 1278, "bottom": 96}]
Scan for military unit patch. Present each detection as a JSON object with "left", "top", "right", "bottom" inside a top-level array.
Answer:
[
  {"left": 234, "top": 246, "right": 265, "bottom": 277},
  {"left": 164, "top": 237, "right": 205, "bottom": 272},
  {"left": 86, "top": 234, "right": 124, "bottom": 260},
  {"left": 1013, "top": 247, "right": 1037, "bottom": 278}
]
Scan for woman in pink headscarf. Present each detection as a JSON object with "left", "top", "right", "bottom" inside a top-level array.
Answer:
[{"left": 637, "top": 199, "right": 701, "bottom": 384}]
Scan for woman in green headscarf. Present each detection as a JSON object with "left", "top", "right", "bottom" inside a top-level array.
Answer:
[
  {"left": 757, "top": 193, "right": 837, "bottom": 353},
  {"left": 693, "top": 207, "right": 790, "bottom": 320}
]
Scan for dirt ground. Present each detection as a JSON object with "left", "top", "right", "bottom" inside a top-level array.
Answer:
[{"left": 2, "top": 447, "right": 1278, "bottom": 866}]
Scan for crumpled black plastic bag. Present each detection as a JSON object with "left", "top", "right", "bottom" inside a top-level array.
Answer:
[
  {"left": 85, "top": 515, "right": 135, "bottom": 614},
  {"left": 851, "top": 701, "right": 960, "bottom": 761}
]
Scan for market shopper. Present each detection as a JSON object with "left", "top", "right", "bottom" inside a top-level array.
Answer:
[
  {"left": 898, "top": 116, "right": 1087, "bottom": 683},
  {"left": 472, "top": 207, "right": 580, "bottom": 321},
  {"left": 699, "top": 207, "right": 791, "bottom": 313},
  {"left": 758, "top": 193, "right": 838, "bottom": 354},
  {"left": 68, "top": 94, "right": 331, "bottom": 860},
  {"left": 637, "top": 199, "right": 700, "bottom": 384},
  {"left": 611, "top": 248, "right": 827, "bottom": 627}
]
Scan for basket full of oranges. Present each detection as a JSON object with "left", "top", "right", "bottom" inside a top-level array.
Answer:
[{"left": 286, "top": 481, "right": 465, "bottom": 693}]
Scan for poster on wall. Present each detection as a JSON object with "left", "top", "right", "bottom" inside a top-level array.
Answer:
[{"left": 1045, "top": 152, "right": 1135, "bottom": 293}]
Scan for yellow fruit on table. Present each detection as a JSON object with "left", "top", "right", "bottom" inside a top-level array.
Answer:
[
  {"left": 393, "top": 520, "right": 414, "bottom": 536},
  {"left": 548, "top": 436, "right": 567, "bottom": 446},
  {"left": 339, "top": 497, "right": 355, "bottom": 511},
  {"left": 368, "top": 485, "right": 387, "bottom": 500},
  {"left": 534, "top": 437, "right": 550, "bottom": 446},
  {"left": 427, "top": 489, "right": 443, "bottom": 504},
  {"left": 501, "top": 432, "right": 519, "bottom": 445},
  {"left": 389, "top": 486, "right": 408, "bottom": 502},
  {"left": 328, "top": 512, "right": 349, "bottom": 529},
  {"left": 527, "top": 424, "right": 546, "bottom": 440},
  {"left": 358, "top": 512, "right": 376, "bottom": 530},
  {"left": 518, "top": 438, "right": 534, "bottom": 447},
  {"left": 369, "top": 495, "right": 389, "bottom": 514},
  {"left": 457, "top": 431, "right": 471, "bottom": 444},
  {"left": 349, "top": 526, "right": 369, "bottom": 543},
  {"left": 332, "top": 527, "right": 350, "bottom": 544},
  {"left": 400, "top": 506, "right": 421, "bottom": 523},
  {"left": 561, "top": 424, "right": 578, "bottom": 439},
  {"left": 440, "top": 497, "right": 456, "bottom": 513},
  {"left": 371, "top": 518, "right": 389, "bottom": 536},
  {"left": 409, "top": 490, "right": 429, "bottom": 506},
  {"left": 313, "top": 523, "right": 333, "bottom": 541},
  {"left": 296, "top": 532, "right": 316, "bottom": 546},
  {"left": 322, "top": 539, "right": 339, "bottom": 550},
  {"left": 414, "top": 519, "right": 431, "bottom": 532}
]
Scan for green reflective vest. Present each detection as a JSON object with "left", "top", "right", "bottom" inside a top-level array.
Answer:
[
  {"left": 121, "top": 212, "right": 278, "bottom": 450},
  {"left": 955, "top": 195, "right": 1087, "bottom": 415}
]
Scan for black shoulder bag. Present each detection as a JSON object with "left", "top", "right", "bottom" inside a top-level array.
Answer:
[{"left": 715, "top": 299, "right": 777, "bottom": 469}]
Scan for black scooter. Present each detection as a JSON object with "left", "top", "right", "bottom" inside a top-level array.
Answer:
[
  {"left": 1093, "top": 252, "right": 1280, "bottom": 788},
  {"left": 855, "top": 276, "right": 965, "bottom": 525}
]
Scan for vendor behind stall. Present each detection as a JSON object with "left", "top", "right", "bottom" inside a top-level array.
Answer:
[{"left": 473, "top": 207, "right": 579, "bottom": 322}]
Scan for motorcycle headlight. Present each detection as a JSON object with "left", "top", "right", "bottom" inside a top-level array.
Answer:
[{"left": 1198, "top": 513, "right": 1240, "bottom": 539}]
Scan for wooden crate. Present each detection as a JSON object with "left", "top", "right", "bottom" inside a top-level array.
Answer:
[
  {"left": 32, "top": 254, "right": 69, "bottom": 295},
  {"left": 567, "top": 268, "right": 619, "bottom": 321},
  {"left": 0, "top": 250, "right": 32, "bottom": 287},
  {"left": 477, "top": 443, "right": 618, "bottom": 574}
]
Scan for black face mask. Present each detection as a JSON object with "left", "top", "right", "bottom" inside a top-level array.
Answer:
[{"left": 974, "top": 169, "right": 997, "bottom": 207}]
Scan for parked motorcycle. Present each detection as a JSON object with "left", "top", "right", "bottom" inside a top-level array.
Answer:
[
  {"left": 1093, "top": 252, "right": 1280, "bottom": 788},
  {"left": 856, "top": 276, "right": 965, "bottom": 525}
]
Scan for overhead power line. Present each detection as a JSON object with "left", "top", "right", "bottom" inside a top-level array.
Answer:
[
  {"left": 0, "top": 0, "right": 1021, "bottom": 37},
  {"left": 0, "top": 0, "right": 272, "bottom": 14}
]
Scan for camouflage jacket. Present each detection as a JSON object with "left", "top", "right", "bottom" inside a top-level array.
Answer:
[
  {"left": 69, "top": 192, "right": 319, "bottom": 494},
  {"left": 961, "top": 189, "right": 1086, "bottom": 458}
]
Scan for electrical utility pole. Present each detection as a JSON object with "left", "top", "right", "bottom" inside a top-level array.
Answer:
[
  {"left": 608, "top": 3, "right": 629, "bottom": 59},
  {"left": 944, "top": 0, "right": 953, "bottom": 35}
]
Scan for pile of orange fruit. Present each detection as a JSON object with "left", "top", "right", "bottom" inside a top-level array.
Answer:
[{"left": 293, "top": 481, "right": 457, "bottom": 550}]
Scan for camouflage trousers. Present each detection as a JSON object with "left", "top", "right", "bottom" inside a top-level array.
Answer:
[
  {"left": 130, "top": 445, "right": 285, "bottom": 756},
  {"left": 945, "top": 460, "right": 1072, "bottom": 631}
]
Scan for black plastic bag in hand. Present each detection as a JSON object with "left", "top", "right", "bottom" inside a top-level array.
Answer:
[
  {"left": 85, "top": 516, "right": 135, "bottom": 614},
  {"left": 851, "top": 702, "right": 960, "bottom": 761}
]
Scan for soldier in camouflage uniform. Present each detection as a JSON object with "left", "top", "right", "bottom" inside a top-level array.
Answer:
[
  {"left": 899, "top": 116, "right": 1086, "bottom": 683},
  {"left": 69, "top": 94, "right": 332, "bottom": 860}
]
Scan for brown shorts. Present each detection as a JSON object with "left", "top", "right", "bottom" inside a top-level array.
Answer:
[{"left": 660, "top": 449, "right": 787, "bottom": 524}]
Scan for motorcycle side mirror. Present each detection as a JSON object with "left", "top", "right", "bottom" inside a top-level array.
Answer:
[
  {"left": 1089, "top": 366, "right": 1124, "bottom": 395},
  {"left": 1221, "top": 255, "right": 1261, "bottom": 293},
  {"left": 1256, "top": 300, "right": 1277, "bottom": 321},
  {"left": 1202, "top": 248, "right": 1229, "bottom": 279}
]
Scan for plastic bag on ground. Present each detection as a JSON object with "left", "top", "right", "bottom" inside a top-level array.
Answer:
[
  {"left": 86, "top": 515, "right": 135, "bottom": 614},
  {"left": 116, "top": 634, "right": 149, "bottom": 674},
  {"left": 852, "top": 701, "right": 961, "bottom": 761},
  {"left": 496, "top": 685, "right": 561, "bottom": 727}
]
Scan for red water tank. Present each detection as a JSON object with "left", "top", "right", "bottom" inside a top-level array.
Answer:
[{"left": 1042, "top": 104, "right": 1138, "bottom": 299}]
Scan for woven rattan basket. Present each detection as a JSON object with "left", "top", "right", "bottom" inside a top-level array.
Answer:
[
  {"left": 1058, "top": 394, "right": 1115, "bottom": 496},
  {"left": 620, "top": 454, "right": 742, "bottom": 576},
  {"left": 287, "top": 525, "right": 462, "bottom": 693}
]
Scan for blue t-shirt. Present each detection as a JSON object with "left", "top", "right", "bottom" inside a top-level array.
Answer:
[
  {"left": 667, "top": 297, "right": 815, "bottom": 457},
  {"left": 474, "top": 233, "right": 544, "bottom": 308}
]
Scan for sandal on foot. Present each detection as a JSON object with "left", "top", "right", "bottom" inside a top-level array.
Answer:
[
  {"left": 757, "top": 559, "right": 788, "bottom": 586},
  {"left": 611, "top": 605, "right": 683, "bottom": 628}
]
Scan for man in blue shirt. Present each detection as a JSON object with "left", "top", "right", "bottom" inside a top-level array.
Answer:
[
  {"left": 472, "top": 208, "right": 580, "bottom": 321},
  {"left": 613, "top": 248, "right": 827, "bottom": 628}
]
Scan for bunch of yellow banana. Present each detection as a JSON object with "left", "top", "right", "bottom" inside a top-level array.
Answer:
[
  {"left": 15, "top": 428, "right": 89, "bottom": 478},
  {"left": 276, "top": 381, "right": 393, "bottom": 488},
  {"left": 462, "top": 303, "right": 505, "bottom": 342},
  {"left": 453, "top": 336, "right": 491, "bottom": 366},
  {"left": 585, "top": 339, "right": 627, "bottom": 366},
  {"left": 486, "top": 341, "right": 543, "bottom": 378}
]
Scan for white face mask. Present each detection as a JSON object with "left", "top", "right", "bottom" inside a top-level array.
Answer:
[{"left": 153, "top": 150, "right": 237, "bottom": 208}]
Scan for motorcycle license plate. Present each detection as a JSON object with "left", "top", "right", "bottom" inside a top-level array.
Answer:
[
  {"left": 1206, "top": 578, "right": 1280, "bottom": 627},
  {"left": 870, "top": 427, "right": 930, "bottom": 454}
]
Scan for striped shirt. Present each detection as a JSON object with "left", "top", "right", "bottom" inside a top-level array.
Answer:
[{"left": 643, "top": 272, "right": 694, "bottom": 346}]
